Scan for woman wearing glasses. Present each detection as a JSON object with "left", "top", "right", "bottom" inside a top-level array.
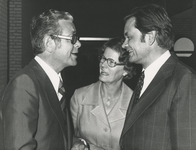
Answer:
[{"left": 70, "top": 37, "right": 136, "bottom": 150}]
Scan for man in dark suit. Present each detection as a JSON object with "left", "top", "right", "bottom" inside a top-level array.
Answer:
[
  {"left": 120, "top": 4, "right": 196, "bottom": 150},
  {"left": 0, "top": 9, "right": 88, "bottom": 150}
]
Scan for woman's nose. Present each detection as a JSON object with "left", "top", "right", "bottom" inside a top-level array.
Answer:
[{"left": 100, "top": 60, "right": 107, "bottom": 68}]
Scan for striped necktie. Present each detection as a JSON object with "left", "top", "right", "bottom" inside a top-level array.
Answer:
[{"left": 58, "top": 79, "right": 65, "bottom": 104}]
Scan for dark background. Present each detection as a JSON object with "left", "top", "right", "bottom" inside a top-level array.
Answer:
[{"left": 23, "top": 0, "right": 194, "bottom": 100}]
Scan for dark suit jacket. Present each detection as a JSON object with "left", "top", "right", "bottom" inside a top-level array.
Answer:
[
  {"left": 120, "top": 54, "right": 196, "bottom": 150},
  {"left": 0, "top": 59, "right": 73, "bottom": 150}
]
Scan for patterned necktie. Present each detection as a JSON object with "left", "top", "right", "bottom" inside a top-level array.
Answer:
[
  {"left": 58, "top": 79, "right": 66, "bottom": 105},
  {"left": 132, "top": 71, "right": 145, "bottom": 107}
]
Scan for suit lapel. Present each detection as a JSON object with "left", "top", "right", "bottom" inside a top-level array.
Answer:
[
  {"left": 91, "top": 103, "right": 110, "bottom": 126},
  {"left": 107, "top": 101, "right": 126, "bottom": 123},
  {"left": 121, "top": 55, "right": 177, "bottom": 137},
  {"left": 42, "top": 77, "right": 65, "bottom": 129},
  {"left": 82, "top": 81, "right": 110, "bottom": 126},
  {"left": 29, "top": 60, "right": 67, "bottom": 139},
  {"left": 108, "top": 83, "right": 132, "bottom": 123},
  {"left": 82, "top": 82, "right": 132, "bottom": 125}
]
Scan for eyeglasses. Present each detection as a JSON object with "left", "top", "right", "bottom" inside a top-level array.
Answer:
[
  {"left": 100, "top": 55, "right": 124, "bottom": 68},
  {"left": 51, "top": 34, "right": 79, "bottom": 44}
]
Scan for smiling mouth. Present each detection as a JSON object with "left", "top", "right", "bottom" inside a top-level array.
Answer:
[
  {"left": 71, "top": 52, "right": 78, "bottom": 56},
  {"left": 100, "top": 71, "right": 109, "bottom": 76},
  {"left": 127, "top": 49, "right": 133, "bottom": 53}
]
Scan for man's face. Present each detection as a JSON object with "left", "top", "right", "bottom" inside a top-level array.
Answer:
[
  {"left": 54, "top": 19, "right": 81, "bottom": 68},
  {"left": 122, "top": 17, "right": 150, "bottom": 66}
]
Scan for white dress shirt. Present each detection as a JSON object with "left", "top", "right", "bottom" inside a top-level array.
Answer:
[
  {"left": 140, "top": 50, "right": 171, "bottom": 96},
  {"left": 34, "top": 56, "right": 62, "bottom": 100}
]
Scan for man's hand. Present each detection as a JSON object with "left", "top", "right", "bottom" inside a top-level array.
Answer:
[{"left": 71, "top": 139, "right": 89, "bottom": 150}]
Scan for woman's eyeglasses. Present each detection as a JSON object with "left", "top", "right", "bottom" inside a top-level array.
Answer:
[
  {"left": 51, "top": 34, "right": 79, "bottom": 44},
  {"left": 100, "top": 55, "right": 124, "bottom": 68}
]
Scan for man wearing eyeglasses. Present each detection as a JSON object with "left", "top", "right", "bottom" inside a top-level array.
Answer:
[{"left": 0, "top": 9, "right": 88, "bottom": 150}]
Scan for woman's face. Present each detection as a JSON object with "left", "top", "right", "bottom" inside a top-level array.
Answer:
[{"left": 99, "top": 47, "right": 126, "bottom": 84}]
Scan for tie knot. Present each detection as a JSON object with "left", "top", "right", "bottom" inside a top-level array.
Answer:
[
  {"left": 135, "top": 71, "right": 145, "bottom": 88},
  {"left": 132, "top": 70, "right": 145, "bottom": 106},
  {"left": 58, "top": 79, "right": 65, "bottom": 96},
  {"left": 59, "top": 78, "right": 63, "bottom": 87},
  {"left": 139, "top": 71, "right": 145, "bottom": 83}
]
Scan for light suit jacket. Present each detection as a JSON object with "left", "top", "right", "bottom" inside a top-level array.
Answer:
[
  {"left": 120, "top": 54, "right": 196, "bottom": 150},
  {"left": 0, "top": 59, "right": 73, "bottom": 150},
  {"left": 70, "top": 81, "right": 133, "bottom": 150}
]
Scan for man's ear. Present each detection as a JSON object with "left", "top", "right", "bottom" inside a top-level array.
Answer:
[
  {"left": 146, "top": 31, "right": 156, "bottom": 46},
  {"left": 43, "top": 35, "right": 55, "bottom": 53}
]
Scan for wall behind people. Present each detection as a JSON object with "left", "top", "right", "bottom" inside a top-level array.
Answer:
[
  {"left": 171, "top": 0, "right": 196, "bottom": 70},
  {"left": 8, "top": 0, "right": 43, "bottom": 80},
  {"left": 0, "top": 0, "right": 8, "bottom": 94}
]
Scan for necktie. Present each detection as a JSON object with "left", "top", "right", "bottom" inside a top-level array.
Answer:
[
  {"left": 132, "top": 71, "right": 145, "bottom": 107},
  {"left": 58, "top": 78, "right": 71, "bottom": 149},
  {"left": 58, "top": 79, "right": 66, "bottom": 105}
]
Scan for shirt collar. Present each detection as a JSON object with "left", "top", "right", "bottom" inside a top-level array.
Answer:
[
  {"left": 145, "top": 50, "right": 171, "bottom": 74},
  {"left": 140, "top": 50, "right": 171, "bottom": 96},
  {"left": 34, "top": 56, "right": 61, "bottom": 94}
]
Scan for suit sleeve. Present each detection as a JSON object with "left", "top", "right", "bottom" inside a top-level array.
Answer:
[
  {"left": 170, "top": 72, "right": 196, "bottom": 150},
  {"left": 0, "top": 75, "right": 39, "bottom": 150}
]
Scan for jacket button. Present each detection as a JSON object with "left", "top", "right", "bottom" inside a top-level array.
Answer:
[{"left": 103, "top": 128, "right": 108, "bottom": 132}]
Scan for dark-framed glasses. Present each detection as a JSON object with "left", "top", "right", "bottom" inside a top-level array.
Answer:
[
  {"left": 51, "top": 34, "right": 79, "bottom": 44},
  {"left": 100, "top": 55, "right": 124, "bottom": 68}
]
